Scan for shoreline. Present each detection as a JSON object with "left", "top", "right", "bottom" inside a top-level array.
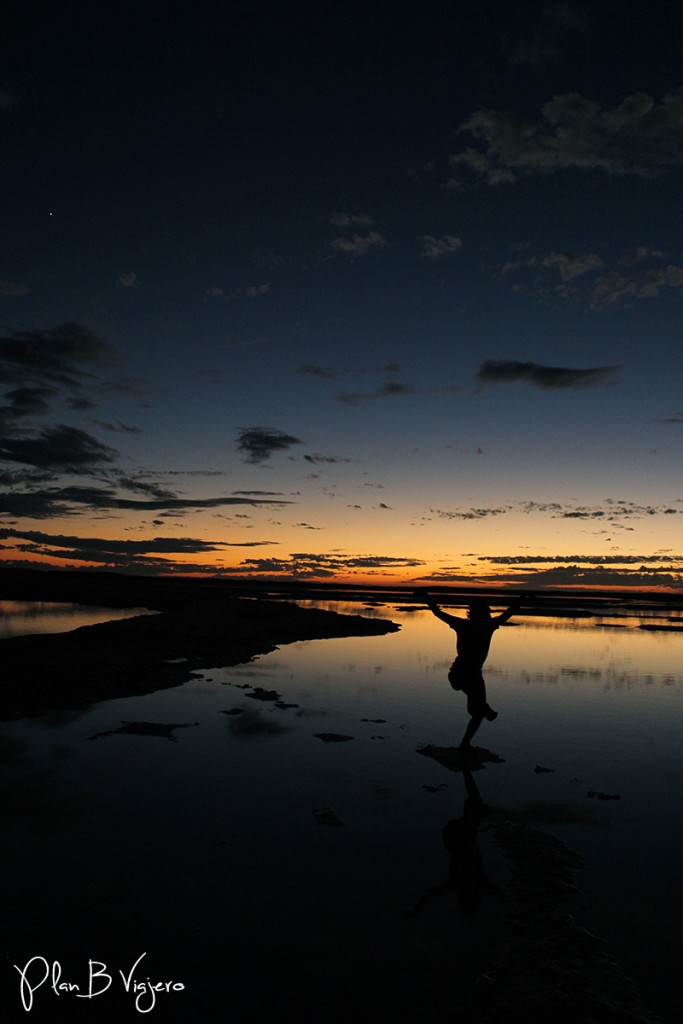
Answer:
[
  {"left": 0, "top": 571, "right": 399, "bottom": 720},
  {"left": 2, "top": 565, "right": 682, "bottom": 613}
]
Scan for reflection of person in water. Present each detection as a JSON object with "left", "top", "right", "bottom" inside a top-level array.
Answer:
[
  {"left": 403, "top": 770, "right": 499, "bottom": 916},
  {"left": 417, "top": 590, "right": 524, "bottom": 751}
]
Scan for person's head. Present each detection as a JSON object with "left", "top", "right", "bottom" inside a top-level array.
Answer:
[{"left": 467, "top": 598, "right": 491, "bottom": 623}]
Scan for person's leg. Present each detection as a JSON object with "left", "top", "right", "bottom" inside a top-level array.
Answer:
[
  {"left": 460, "top": 713, "right": 484, "bottom": 749},
  {"left": 479, "top": 675, "right": 497, "bottom": 720}
]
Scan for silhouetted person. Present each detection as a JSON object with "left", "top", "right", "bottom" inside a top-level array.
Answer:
[
  {"left": 402, "top": 770, "right": 499, "bottom": 916},
  {"left": 417, "top": 590, "right": 524, "bottom": 752}
]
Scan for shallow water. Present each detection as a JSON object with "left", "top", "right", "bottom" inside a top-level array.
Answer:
[
  {"left": 1, "top": 601, "right": 681, "bottom": 1021},
  {"left": 0, "top": 600, "right": 154, "bottom": 638}
]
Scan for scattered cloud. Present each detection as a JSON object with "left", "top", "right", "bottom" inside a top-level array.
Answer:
[
  {"left": 421, "top": 235, "right": 462, "bottom": 260},
  {"left": 0, "top": 528, "right": 279, "bottom": 571},
  {"left": 209, "top": 283, "right": 270, "bottom": 300},
  {"left": 430, "top": 506, "right": 513, "bottom": 520},
  {"left": 590, "top": 265, "right": 683, "bottom": 307},
  {"left": 299, "top": 362, "right": 403, "bottom": 381},
  {"left": 617, "top": 247, "right": 668, "bottom": 267},
  {"left": 0, "top": 322, "right": 112, "bottom": 389},
  {"left": 92, "top": 420, "right": 143, "bottom": 435},
  {"left": 450, "top": 89, "right": 683, "bottom": 186},
  {"left": 330, "top": 231, "right": 388, "bottom": 256},
  {"left": 118, "top": 272, "right": 136, "bottom": 287},
  {"left": 68, "top": 397, "right": 99, "bottom": 412},
  {"left": 540, "top": 251, "right": 603, "bottom": 281},
  {"left": 0, "top": 482, "right": 294, "bottom": 520},
  {"left": 520, "top": 565, "right": 682, "bottom": 588},
  {"left": 336, "top": 381, "right": 416, "bottom": 404},
  {"left": 500, "top": 246, "right": 682, "bottom": 308},
  {"left": 479, "top": 552, "right": 683, "bottom": 565},
  {"left": 298, "top": 364, "right": 337, "bottom": 379},
  {"left": 329, "top": 212, "right": 373, "bottom": 226},
  {"left": 233, "top": 489, "right": 288, "bottom": 497},
  {"left": 0, "top": 387, "right": 56, "bottom": 427},
  {"left": 416, "top": 564, "right": 682, "bottom": 589},
  {"left": 229, "top": 551, "right": 425, "bottom": 579},
  {"left": 477, "top": 360, "right": 619, "bottom": 389},
  {"left": 303, "top": 454, "right": 353, "bottom": 464},
  {"left": 426, "top": 498, "right": 681, "bottom": 526},
  {"left": 0, "top": 425, "right": 118, "bottom": 471},
  {"left": 235, "top": 426, "right": 303, "bottom": 463},
  {"left": 245, "top": 283, "right": 270, "bottom": 298}
]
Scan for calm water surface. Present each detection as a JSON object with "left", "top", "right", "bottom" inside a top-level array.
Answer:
[
  {"left": 1, "top": 601, "right": 681, "bottom": 1022},
  {"left": 0, "top": 600, "right": 154, "bottom": 638}
]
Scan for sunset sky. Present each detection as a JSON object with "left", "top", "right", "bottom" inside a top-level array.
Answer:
[{"left": 2, "top": 1, "right": 682, "bottom": 588}]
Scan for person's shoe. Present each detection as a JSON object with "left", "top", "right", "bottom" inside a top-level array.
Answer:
[{"left": 484, "top": 706, "right": 498, "bottom": 721}]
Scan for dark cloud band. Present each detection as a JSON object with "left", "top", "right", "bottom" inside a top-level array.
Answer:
[{"left": 477, "top": 360, "right": 619, "bottom": 389}]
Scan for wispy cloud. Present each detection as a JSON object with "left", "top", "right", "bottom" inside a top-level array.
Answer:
[
  {"left": 450, "top": 89, "right": 683, "bottom": 186},
  {"left": 0, "top": 425, "right": 118, "bottom": 471},
  {"left": 540, "top": 251, "right": 603, "bottom": 281},
  {"left": 477, "top": 360, "right": 619, "bottom": 389},
  {"left": 0, "top": 322, "right": 111, "bottom": 389},
  {"left": 0, "top": 528, "right": 279, "bottom": 571},
  {"left": 330, "top": 231, "right": 388, "bottom": 257},
  {"left": 590, "top": 265, "right": 683, "bottom": 307},
  {"left": 429, "top": 505, "right": 513, "bottom": 520},
  {"left": 229, "top": 551, "right": 425, "bottom": 579},
  {"left": 298, "top": 364, "right": 338, "bottom": 379},
  {"left": 93, "top": 420, "right": 143, "bottom": 435},
  {"left": 336, "top": 381, "right": 416, "bottom": 404},
  {"left": 426, "top": 498, "right": 681, "bottom": 525},
  {"left": 501, "top": 246, "right": 682, "bottom": 308},
  {"left": 235, "top": 426, "right": 303, "bottom": 463},
  {"left": 303, "top": 454, "right": 353, "bottom": 464},
  {"left": 0, "top": 387, "right": 56, "bottom": 427},
  {"left": 329, "top": 212, "right": 373, "bottom": 226},
  {"left": 420, "top": 235, "right": 462, "bottom": 260},
  {"left": 0, "top": 483, "right": 293, "bottom": 520},
  {"left": 209, "top": 283, "right": 270, "bottom": 300}
]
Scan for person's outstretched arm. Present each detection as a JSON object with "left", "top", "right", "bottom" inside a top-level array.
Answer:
[
  {"left": 414, "top": 589, "right": 463, "bottom": 628},
  {"left": 493, "top": 591, "right": 535, "bottom": 625}
]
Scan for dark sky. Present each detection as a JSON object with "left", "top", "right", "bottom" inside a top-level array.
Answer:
[{"left": 1, "top": 1, "right": 682, "bottom": 586}]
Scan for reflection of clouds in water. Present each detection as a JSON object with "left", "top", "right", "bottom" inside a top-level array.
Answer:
[
  {"left": 222, "top": 662, "right": 287, "bottom": 681},
  {"left": 0, "top": 731, "right": 81, "bottom": 833},
  {"left": 227, "top": 710, "right": 290, "bottom": 737},
  {"left": 0, "top": 600, "right": 153, "bottom": 639},
  {"left": 487, "top": 665, "right": 683, "bottom": 690}
]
